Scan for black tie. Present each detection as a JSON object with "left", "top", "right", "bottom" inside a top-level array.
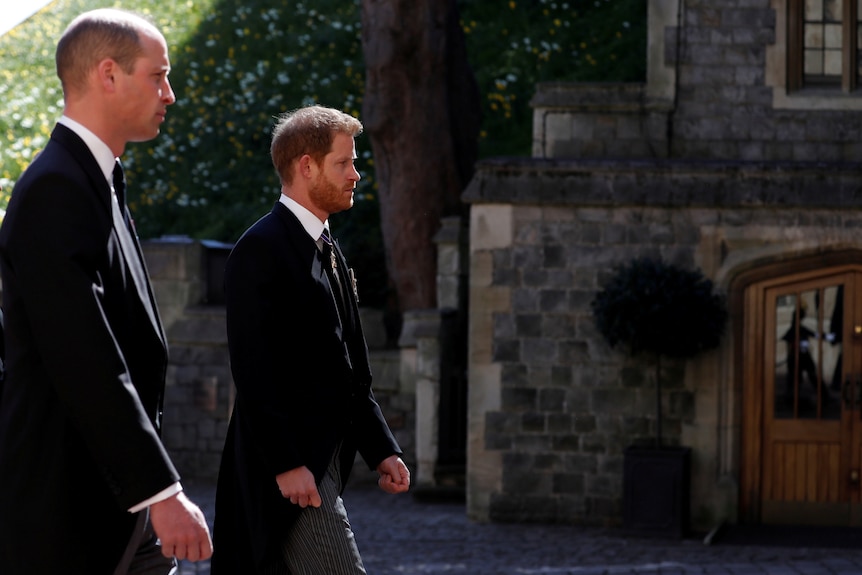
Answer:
[
  {"left": 113, "top": 160, "right": 132, "bottom": 230},
  {"left": 320, "top": 229, "right": 348, "bottom": 315}
]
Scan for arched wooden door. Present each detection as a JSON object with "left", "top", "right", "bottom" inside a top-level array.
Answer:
[{"left": 742, "top": 265, "right": 862, "bottom": 525}]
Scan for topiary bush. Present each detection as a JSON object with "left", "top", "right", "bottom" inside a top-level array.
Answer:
[{"left": 591, "top": 257, "right": 728, "bottom": 446}]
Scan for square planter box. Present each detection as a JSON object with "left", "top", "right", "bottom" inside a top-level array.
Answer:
[{"left": 623, "top": 445, "right": 691, "bottom": 538}]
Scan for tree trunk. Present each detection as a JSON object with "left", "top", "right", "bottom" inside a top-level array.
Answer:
[{"left": 361, "top": 0, "right": 480, "bottom": 312}]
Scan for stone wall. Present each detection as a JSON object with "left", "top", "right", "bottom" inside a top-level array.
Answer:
[
  {"left": 536, "top": 0, "right": 862, "bottom": 165},
  {"left": 669, "top": 2, "right": 861, "bottom": 161},
  {"left": 463, "top": 161, "right": 862, "bottom": 527}
]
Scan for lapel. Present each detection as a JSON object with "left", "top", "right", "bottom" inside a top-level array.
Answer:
[
  {"left": 329, "top": 229, "right": 372, "bottom": 382},
  {"left": 52, "top": 125, "right": 167, "bottom": 350},
  {"left": 330, "top": 238, "right": 360, "bottom": 322}
]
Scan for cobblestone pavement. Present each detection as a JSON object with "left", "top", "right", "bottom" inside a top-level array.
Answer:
[{"left": 177, "top": 480, "right": 862, "bottom": 575}]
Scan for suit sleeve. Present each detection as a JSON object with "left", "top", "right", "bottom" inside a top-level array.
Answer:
[{"left": 354, "top": 387, "right": 403, "bottom": 470}]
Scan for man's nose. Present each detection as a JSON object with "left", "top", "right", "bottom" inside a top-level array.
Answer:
[{"left": 163, "top": 79, "right": 176, "bottom": 105}]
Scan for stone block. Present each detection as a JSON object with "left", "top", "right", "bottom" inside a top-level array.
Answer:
[
  {"left": 551, "top": 434, "right": 580, "bottom": 452},
  {"left": 548, "top": 413, "right": 573, "bottom": 433},
  {"left": 573, "top": 414, "right": 597, "bottom": 433},
  {"left": 541, "top": 315, "right": 574, "bottom": 339},
  {"left": 500, "top": 363, "right": 528, "bottom": 387},
  {"left": 550, "top": 366, "right": 573, "bottom": 387},
  {"left": 547, "top": 140, "right": 584, "bottom": 159},
  {"left": 621, "top": 366, "right": 647, "bottom": 388},
  {"left": 513, "top": 314, "right": 541, "bottom": 338},
  {"left": 553, "top": 473, "right": 585, "bottom": 495},
  {"left": 522, "top": 338, "right": 557, "bottom": 365},
  {"left": 538, "top": 388, "right": 566, "bottom": 412},
  {"left": 558, "top": 340, "right": 590, "bottom": 363},
  {"left": 538, "top": 289, "right": 567, "bottom": 313},
  {"left": 485, "top": 410, "right": 519, "bottom": 435},
  {"left": 512, "top": 434, "right": 552, "bottom": 451},
  {"left": 521, "top": 267, "right": 548, "bottom": 287},
  {"left": 521, "top": 412, "right": 546, "bottom": 433},
  {"left": 500, "top": 387, "right": 537, "bottom": 411},
  {"left": 512, "top": 288, "right": 539, "bottom": 312},
  {"left": 142, "top": 237, "right": 201, "bottom": 281},
  {"left": 416, "top": 338, "right": 440, "bottom": 380},
  {"left": 471, "top": 205, "right": 513, "bottom": 251},
  {"left": 492, "top": 339, "right": 520, "bottom": 362},
  {"left": 391, "top": 348, "right": 414, "bottom": 396},
  {"left": 370, "top": 349, "right": 401, "bottom": 392}
]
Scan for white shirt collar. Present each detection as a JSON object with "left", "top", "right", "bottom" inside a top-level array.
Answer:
[
  {"left": 57, "top": 116, "right": 117, "bottom": 187},
  {"left": 279, "top": 194, "right": 330, "bottom": 242}
]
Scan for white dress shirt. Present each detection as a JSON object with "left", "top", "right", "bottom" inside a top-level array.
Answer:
[{"left": 279, "top": 193, "right": 330, "bottom": 244}]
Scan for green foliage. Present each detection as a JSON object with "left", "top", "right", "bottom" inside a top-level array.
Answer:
[
  {"left": 124, "top": 0, "right": 370, "bottom": 244},
  {"left": 591, "top": 257, "right": 728, "bottom": 360},
  {"left": 460, "top": 0, "right": 646, "bottom": 157},
  {"left": 1, "top": 0, "right": 646, "bottom": 305},
  {"left": 0, "top": 0, "right": 216, "bottom": 208}
]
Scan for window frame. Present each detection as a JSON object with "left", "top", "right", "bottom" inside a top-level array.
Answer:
[
  {"left": 767, "top": 0, "right": 862, "bottom": 110},
  {"left": 787, "top": 0, "right": 859, "bottom": 93}
]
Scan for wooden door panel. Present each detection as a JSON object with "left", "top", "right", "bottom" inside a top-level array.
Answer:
[
  {"left": 821, "top": 444, "right": 841, "bottom": 501},
  {"left": 764, "top": 441, "right": 840, "bottom": 502},
  {"left": 771, "top": 420, "right": 841, "bottom": 441},
  {"left": 743, "top": 267, "right": 862, "bottom": 525},
  {"left": 764, "top": 442, "right": 841, "bottom": 502}
]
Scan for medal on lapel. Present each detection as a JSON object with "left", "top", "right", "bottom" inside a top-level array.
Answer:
[{"left": 348, "top": 268, "right": 359, "bottom": 303}]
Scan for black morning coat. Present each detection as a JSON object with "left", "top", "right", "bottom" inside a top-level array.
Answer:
[
  {"left": 0, "top": 124, "right": 179, "bottom": 574},
  {"left": 211, "top": 202, "right": 402, "bottom": 574}
]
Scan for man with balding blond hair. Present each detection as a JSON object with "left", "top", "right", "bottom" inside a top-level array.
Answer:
[{"left": 0, "top": 9, "right": 212, "bottom": 574}]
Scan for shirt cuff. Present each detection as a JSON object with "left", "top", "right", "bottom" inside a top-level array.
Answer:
[{"left": 128, "top": 482, "right": 183, "bottom": 513}]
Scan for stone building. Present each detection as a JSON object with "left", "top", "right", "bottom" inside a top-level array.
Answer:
[{"left": 463, "top": 0, "right": 862, "bottom": 532}]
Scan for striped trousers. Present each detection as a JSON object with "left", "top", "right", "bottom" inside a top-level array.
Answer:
[{"left": 265, "top": 445, "right": 366, "bottom": 575}]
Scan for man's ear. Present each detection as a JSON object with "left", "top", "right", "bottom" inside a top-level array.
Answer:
[
  {"left": 96, "top": 59, "right": 118, "bottom": 92},
  {"left": 297, "top": 154, "right": 315, "bottom": 179}
]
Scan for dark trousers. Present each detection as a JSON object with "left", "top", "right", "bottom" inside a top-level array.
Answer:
[{"left": 113, "top": 510, "right": 177, "bottom": 575}]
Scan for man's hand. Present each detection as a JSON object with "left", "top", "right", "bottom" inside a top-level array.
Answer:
[
  {"left": 376, "top": 455, "right": 410, "bottom": 494},
  {"left": 148, "top": 491, "right": 213, "bottom": 562},
  {"left": 276, "top": 465, "right": 322, "bottom": 508}
]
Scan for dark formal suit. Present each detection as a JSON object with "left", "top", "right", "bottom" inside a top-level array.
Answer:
[
  {"left": 0, "top": 124, "right": 180, "bottom": 574},
  {"left": 211, "top": 201, "right": 401, "bottom": 574}
]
